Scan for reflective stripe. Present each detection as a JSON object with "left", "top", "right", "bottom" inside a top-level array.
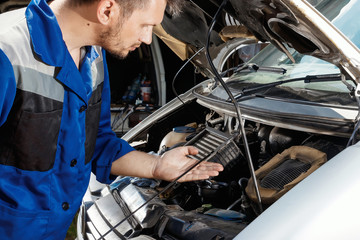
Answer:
[
  {"left": 0, "top": 8, "right": 26, "bottom": 34},
  {"left": 0, "top": 12, "right": 56, "bottom": 77},
  {"left": 1, "top": 15, "right": 104, "bottom": 102},
  {"left": 13, "top": 65, "right": 65, "bottom": 102},
  {"left": 92, "top": 60, "right": 105, "bottom": 91}
]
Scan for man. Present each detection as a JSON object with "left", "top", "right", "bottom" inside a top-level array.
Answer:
[{"left": 0, "top": 0, "right": 223, "bottom": 239}]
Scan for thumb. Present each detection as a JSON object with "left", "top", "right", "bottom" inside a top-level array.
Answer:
[{"left": 185, "top": 146, "right": 199, "bottom": 156}]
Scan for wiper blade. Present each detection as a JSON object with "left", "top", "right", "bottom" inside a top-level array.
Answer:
[
  {"left": 232, "top": 63, "right": 287, "bottom": 75},
  {"left": 234, "top": 73, "right": 343, "bottom": 99},
  {"left": 246, "top": 63, "right": 287, "bottom": 74},
  {"left": 220, "top": 63, "right": 287, "bottom": 78},
  {"left": 303, "top": 73, "right": 343, "bottom": 83}
]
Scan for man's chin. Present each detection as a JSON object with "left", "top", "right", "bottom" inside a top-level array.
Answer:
[{"left": 105, "top": 49, "right": 129, "bottom": 60}]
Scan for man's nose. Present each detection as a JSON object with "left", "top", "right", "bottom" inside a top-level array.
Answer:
[{"left": 140, "top": 27, "right": 153, "bottom": 45}]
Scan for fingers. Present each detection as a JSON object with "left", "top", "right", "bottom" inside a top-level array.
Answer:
[
  {"left": 188, "top": 167, "right": 222, "bottom": 177},
  {"left": 177, "top": 161, "right": 224, "bottom": 182},
  {"left": 178, "top": 170, "right": 218, "bottom": 182},
  {"left": 178, "top": 174, "right": 210, "bottom": 182},
  {"left": 162, "top": 146, "right": 224, "bottom": 182},
  {"left": 196, "top": 162, "right": 224, "bottom": 171},
  {"left": 185, "top": 146, "right": 199, "bottom": 156}
]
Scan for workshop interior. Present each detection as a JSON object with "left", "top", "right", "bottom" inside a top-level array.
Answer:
[{"left": 2, "top": 0, "right": 360, "bottom": 239}]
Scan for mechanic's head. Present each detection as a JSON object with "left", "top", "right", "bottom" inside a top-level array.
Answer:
[{"left": 71, "top": 0, "right": 184, "bottom": 59}]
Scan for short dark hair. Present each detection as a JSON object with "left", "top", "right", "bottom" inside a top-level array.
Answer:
[{"left": 72, "top": 0, "right": 184, "bottom": 18}]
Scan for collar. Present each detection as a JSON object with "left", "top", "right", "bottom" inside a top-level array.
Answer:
[
  {"left": 25, "top": 0, "right": 101, "bottom": 67},
  {"left": 25, "top": 0, "right": 102, "bottom": 104},
  {"left": 25, "top": 0, "right": 67, "bottom": 66}
]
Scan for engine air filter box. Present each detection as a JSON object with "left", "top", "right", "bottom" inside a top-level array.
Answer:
[{"left": 246, "top": 145, "right": 327, "bottom": 205}]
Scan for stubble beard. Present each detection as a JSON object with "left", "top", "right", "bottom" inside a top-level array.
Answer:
[{"left": 98, "top": 22, "right": 129, "bottom": 60}]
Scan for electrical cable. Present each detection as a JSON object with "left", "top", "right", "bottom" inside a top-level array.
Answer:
[
  {"left": 170, "top": 46, "right": 210, "bottom": 125},
  {"left": 111, "top": 104, "right": 128, "bottom": 129},
  {"left": 204, "top": 0, "right": 263, "bottom": 213},
  {"left": 171, "top": 46, "right": 205, "bottom": 105}
]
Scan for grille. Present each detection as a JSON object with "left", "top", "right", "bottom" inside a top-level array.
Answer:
[
  {"left": 260, "top": 158, "right": 311, "bottom": 191},
  {"left": 185, "top": 128, "right": 241, "bottom": 169}
]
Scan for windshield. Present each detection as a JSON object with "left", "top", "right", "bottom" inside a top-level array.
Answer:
[{"left": 227, "top": 0, "right": 359, "bottom": 107}]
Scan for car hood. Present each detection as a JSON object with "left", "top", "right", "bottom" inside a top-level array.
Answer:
[{"left": 156, "top": 0, "right": 360, "bottom": 83}]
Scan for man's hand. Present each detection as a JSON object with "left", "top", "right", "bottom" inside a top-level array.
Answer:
[
  {"left": 152, "top": 146, "right": 224, "bottom": 182},
  {"left": 111, "top": 146, "right": 223, "bottom": 182}
]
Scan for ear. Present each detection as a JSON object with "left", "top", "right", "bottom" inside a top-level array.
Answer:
[{"left": 97, "top": 0, "right": 119, "bottom": 25}]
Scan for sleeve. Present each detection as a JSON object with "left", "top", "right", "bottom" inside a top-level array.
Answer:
[
  {"left": 0, "top": 49, "right": 16, "bottom": 127},
  {"left": 91, "top": 49, "right": 135, "bottom": 184}
]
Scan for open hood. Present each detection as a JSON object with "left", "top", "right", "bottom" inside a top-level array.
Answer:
[{"left": 156, "top": 0, "right": 360, "bottom": 83}]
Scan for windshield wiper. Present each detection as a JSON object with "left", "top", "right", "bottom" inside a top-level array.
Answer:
[
  {"left": 233, "top": 63, "right": 287, "bottom": 75},
  {"left": 234, "top": 73, "right": 345, "bottom": 99},
  {"left": 246, "top": 63, "right": 287, "bottom": 74},
  {"left": 220, "top": 63, "right": 287, "bottom": 77}
]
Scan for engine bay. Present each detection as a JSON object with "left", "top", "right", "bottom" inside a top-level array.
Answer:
[{"left": 82, "top": 99, "right": 348, "bottom": 240}]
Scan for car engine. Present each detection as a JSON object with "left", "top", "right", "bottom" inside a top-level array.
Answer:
[{"left": 80, "top": 99, "right": 348, "bottom": 240}]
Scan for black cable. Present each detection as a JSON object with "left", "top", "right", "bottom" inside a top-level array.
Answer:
[
  {"left": 171, "top": 46, "right": 205, "bottom": 104},
  {"left": 111, "top": 104, "right": 128, "bottom": 129},
  {"left": 220, "top": 63, "right": 246, "bottom": 77},
  {"left": 204, "top": 0, "right": 263, "bottom": 213},
  {"left": 170, "top": 46, "right": 210, "bottom": 125}
]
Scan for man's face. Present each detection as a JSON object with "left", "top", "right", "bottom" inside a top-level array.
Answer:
[{"left": 99, "top": 0, "right": 167, "bottom": 59}]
